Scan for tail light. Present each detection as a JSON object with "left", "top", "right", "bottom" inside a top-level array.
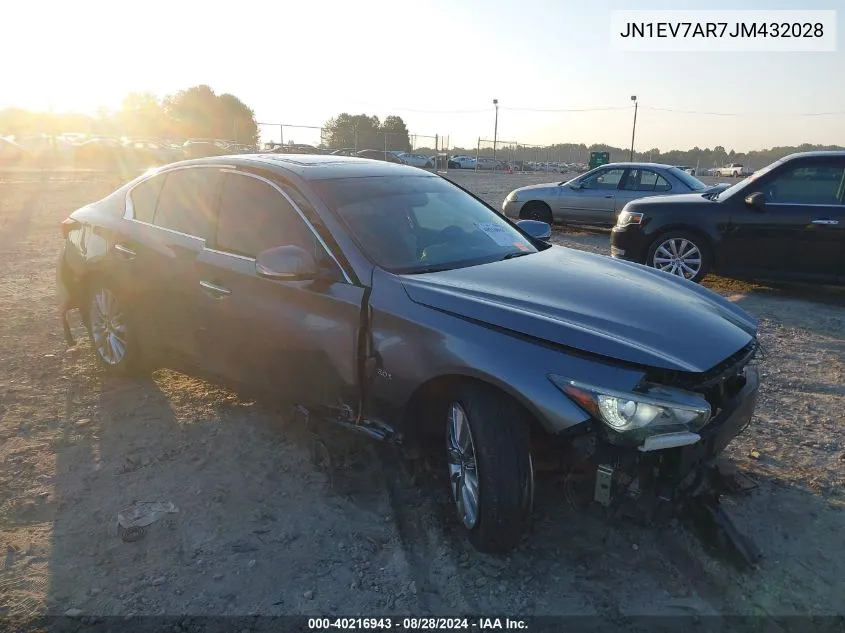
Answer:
[{"left": 61, "top": 217, "right": 80, "bottom": 239}]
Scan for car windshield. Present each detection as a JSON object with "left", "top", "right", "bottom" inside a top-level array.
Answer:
[
  {"left": 313, "top": 175, "right": 538, "bottom": 273},
  {"left": 666, "top": 167, "right": 708, "bottom": 191},
  {"left": 713, "top": 158, "right": 785, "bottom": 200}
]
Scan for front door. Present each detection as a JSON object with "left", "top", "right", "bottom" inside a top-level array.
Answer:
[
  {"left": 558, "top": 167, "right": 626, "bottom": 225},
  {"left": 724, "top": 159, "right": 845, "bottom": 281},
  {"left": 195, "top": 170, "right": 364, "bottom": 408}
]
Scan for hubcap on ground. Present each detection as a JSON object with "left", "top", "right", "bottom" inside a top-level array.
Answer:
[
  {"left": 90, "top": 289, "right": 127, "bottom": 365},
  {"left": 446, "top": 402, "right": 479, "bottom": 529},
  {"left": 652, "top": 238, "right": 702, "bottom": 279}
]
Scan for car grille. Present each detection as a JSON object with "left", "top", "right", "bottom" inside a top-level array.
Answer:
[{"left": 651, "top": 339, "right": 758, "bottom": 415}]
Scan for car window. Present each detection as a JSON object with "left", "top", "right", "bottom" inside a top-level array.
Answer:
[
  {"left": 581, "top": 168, "right": 625, "bottom": 190},
  {"left": 215, "top": 173, "right": 316, "bottom": 258},
  {"left": 312, "top": 175, "right": 537, "bottom": 273},
  {"left": 624, "top": 169, "right": 671, "bottom": 192},
  {"left": 764, "top": 163, "right": 845, "bottom": 205},
  {"left": 130, "top": 174, "right": 166, "bottom": 223},
  {"left": 153, "top": 168, "right": 219, "bottom": 238}
]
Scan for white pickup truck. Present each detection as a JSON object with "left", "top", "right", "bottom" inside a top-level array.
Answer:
[{"left": 714, "top": 163, "right": 753, "bottom": 178}]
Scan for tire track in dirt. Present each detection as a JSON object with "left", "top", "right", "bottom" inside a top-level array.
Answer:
[{"left": 377, "top": 445, "right": 478, "bottom": 615}]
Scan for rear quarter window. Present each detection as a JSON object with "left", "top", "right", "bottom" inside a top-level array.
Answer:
[
  {"left": 129, "top": 175, "right": 166, "bottom": 223},
  {"left": 153, "top": 168, "right": 220, "bottom": 239}
]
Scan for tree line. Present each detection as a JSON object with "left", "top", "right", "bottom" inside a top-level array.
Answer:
[
  {"left": 2, "top": 90, "right": 840, "bottom": 169},
  {"left": 321, "top": 113, "right": 412, "bottom": 151},
  {"left": 0, "top": 85, "right": 260, "bottom": 145}
]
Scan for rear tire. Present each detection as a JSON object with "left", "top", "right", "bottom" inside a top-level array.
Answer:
[
  {"left": 519, "top": 201, "right": 553, "bottom": 226},
  {"left": 443, "top": 382, "right": 534, "bottom": 553},
  {"left": 82, "top": 281, "right": 146, "bottom": 376}
]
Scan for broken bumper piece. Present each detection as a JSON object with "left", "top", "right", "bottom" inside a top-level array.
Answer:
[{"left": 590, "top": 367, "right": 761, "bottom": 569}]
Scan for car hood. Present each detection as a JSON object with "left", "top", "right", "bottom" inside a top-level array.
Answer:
[
  {"left": 702, "top": 182, "right": 731, "bottom": 193},
  {"left": 399, "top": 247, "right": 757, "bottom": 373},
  {"left": 512, "top": 182, "right": 559, "bottom": 195},
  {"left": 625, "top": 191, "right": 718, "bottom": 208}
]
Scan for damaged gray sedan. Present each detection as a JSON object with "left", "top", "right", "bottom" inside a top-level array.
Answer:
[{"left": 57, "top": 154, "right": 761, "bottom": 562}]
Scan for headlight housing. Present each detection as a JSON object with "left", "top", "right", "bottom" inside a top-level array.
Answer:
[
  {"left": 549, "top": 375, "right": 711, "bottom": 438},
  {"left": 616, "top": 210, "right": 643, "bottom": 227},
  {"left": 506, "top": 190, "right": 519, "bottom": 202}
]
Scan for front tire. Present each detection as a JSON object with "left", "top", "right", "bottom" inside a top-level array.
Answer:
[
  {"left": 646, "top": 231, "right": 711, "bottom": 283},
  {"left": 519, "top": 201, "right": 553, "bottom": 225},
  {"left": 444, "top": 382, "right": 534, "bottom": 553},
  {"left": 83, "top": 282, "right": 145, "bottom": 375}
]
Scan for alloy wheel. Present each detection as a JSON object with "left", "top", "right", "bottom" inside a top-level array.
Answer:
[
  {"left": 89, "top": 288, "right": 128, "bottom": 365},
  {"left": 652, "top": 238, "right": 702, "bottom": 280},
  {"left": 446, "top": 402, "right": 480, "bottom": 529}
]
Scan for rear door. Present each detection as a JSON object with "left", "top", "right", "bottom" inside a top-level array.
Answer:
[
  {"left": 195, "top": 170, "right": 364, "bottom": 407},
  {"left": 724, "top": 158, "right": 845, "bottom": 281},
  {"left": 558, "top": 167, "right": 626, "bottom": 225},
  {"left": 116, "top": 166, "right": 221, "bottom": 364},
  {"left": 617, "top": 167, "right": 673, "bottom": 210}
]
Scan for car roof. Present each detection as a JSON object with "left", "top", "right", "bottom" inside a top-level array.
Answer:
[
  {"left": 599, "top": 162, "right": 679, "bottom": 170},
  {"left": 778, "top": 150, "right": 845, "bottom": 159},
  {"left": 165, "top": 153, "right": 429, "bottom": 181}
]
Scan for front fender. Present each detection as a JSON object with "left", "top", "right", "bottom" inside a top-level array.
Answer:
[{"left": 368, "top": 269, "right": 646, "bottom": 434}]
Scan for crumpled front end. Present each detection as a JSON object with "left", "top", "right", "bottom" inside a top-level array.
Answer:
[{"left": 544, "top": 339, "right": 763, "bottom": 569}]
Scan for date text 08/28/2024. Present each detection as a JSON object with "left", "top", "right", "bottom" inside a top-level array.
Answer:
[{"left": 307, "top": 617, "right": 529, "bottom": 630}]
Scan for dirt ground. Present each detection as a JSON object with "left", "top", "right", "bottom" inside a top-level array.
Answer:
[{"left": 1, "top": 169, "right": 843, "bottom": 625}]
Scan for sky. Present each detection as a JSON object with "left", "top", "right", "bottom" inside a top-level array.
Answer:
[{"left": 2, "top": 0, "right": 844, "bottom": 152}]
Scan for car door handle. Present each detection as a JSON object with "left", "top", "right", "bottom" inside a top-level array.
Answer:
[
  {"left": 604, "top": 195, "right": 613, "bottom": 198},
  {"left": 811, "top": 219, "right": 839, "bottom": 225},
  {"left": 114, "top": 244, "right": 136, "bottom": 259},
  {"left": 199, "top": 280, "right": 231, "bottom": 298}
]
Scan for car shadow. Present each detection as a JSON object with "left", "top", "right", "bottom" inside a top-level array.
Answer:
[
  {"left": 407, "top": 449, "right": 845, "bottom": 617},
  {"left": 40, "top": 348, "right": 420, "bottom": 618}
]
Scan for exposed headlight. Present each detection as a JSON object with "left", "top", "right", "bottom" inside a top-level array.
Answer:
[
  {"left": 616, "top": 210, "right": 643, "bottom": 227},
  {"left": 506, "top": 190, "right": 518, "bottom": 202},
  {"left": 549, "top": 375, "right": 711, "bottom": 435}
]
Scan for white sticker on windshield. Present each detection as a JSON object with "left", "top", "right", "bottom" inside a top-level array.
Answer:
[{"left": 475, "top": 222, "right": 515, "bottom": 246}]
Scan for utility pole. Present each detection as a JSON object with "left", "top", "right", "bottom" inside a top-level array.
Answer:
[
  {"left": 629, "top": 95, "right": 638, "bottom": 162},
  {"left": 492, "top": 99, "right": 499, "bottom": 170}
]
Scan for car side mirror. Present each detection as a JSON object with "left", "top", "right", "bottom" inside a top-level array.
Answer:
[
  {"left": 516, "top": 219, "right": 552, "bottom": 243},
  {"left": 255, "top": 245, "right": 319, "bottom": 280},
  {"left": 745, "top": 191, "right": 766, "bottom": 212},
  {"left": 569, "top": 182, "right": 583, "bottom": 190}
]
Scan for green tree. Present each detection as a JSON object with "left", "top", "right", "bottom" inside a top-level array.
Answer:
[
  {"left": 323, "top": 113, "right": 382, "bottom": 150},
  {"left": 117, "top": 92, "right": 166, "bottom": 138},
  {"left": 216, "top": 93, "right": 260, "bottom": 145},
  {"left": 380, "top": 115, "right": 411, "bottom": 151},
  {"left": 162, "top": 85, "right": 258, "bottom": 143}
]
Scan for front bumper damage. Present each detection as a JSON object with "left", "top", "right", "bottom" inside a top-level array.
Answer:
[{"left": 555, "top": 365, "right": 762, "bottom": 570}]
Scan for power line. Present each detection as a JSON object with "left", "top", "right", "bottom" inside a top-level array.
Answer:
[
  {"left": 345, "top": 101, "right": 494, "bottom": 114},
  {"left": 500, "top": 105, "right": 632, "bottom": 113},
  {"left": 641, "top": 106, "right": 845, "bottom": 117}
]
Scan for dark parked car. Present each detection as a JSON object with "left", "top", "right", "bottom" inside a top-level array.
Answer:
[
  {"left": 330, "top": 148, "right": 358, "bottom": 156},
  {"left": 355, "top": 149, "right": 404, "bottom": 163},
  {"left": 57, "top": 154, "right": 760, "bottom": 553},
  {"left": 610, "top": 151, "right": 845, "bottom": 283}
]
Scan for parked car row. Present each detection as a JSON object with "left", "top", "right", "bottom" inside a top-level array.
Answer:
[
  {"left": 503, "top": 152, "right": 845, "bottom": 284},
  {"left": 0, "top": 134, "right": 257, "bottom": 167}
]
